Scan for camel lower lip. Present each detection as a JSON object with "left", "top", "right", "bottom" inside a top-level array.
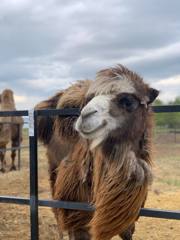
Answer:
[{"left": 81, "top": 121, "right": 107, "bottom": 135}]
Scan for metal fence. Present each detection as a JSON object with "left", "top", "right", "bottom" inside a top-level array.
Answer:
[{"left": 0, "top": 105, "right": 180, "bottom": 240}]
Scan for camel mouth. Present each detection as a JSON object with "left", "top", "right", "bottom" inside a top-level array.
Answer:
[{"left": 80, "top": 120, "right": 107, "bottom": 137}]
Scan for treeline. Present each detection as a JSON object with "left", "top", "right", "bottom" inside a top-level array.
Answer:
[{"left": 154, "top": 96, "right": 180, "bottom": 129}]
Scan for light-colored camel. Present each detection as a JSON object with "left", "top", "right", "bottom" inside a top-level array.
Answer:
[{"left": 0, "top": 89, "right": 23, "bottom": 172}]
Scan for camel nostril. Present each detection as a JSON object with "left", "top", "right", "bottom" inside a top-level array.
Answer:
[{"left": 81, "top": 110, "right": 98, "bottom": 120}]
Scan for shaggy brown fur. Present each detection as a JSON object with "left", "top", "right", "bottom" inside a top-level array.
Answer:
[
  {"left": 35, "top": 65, "right": 158, "bottom": 240},
  {"left": 35, "top": 80, "right": 92, "bottom": 239},
  {"left": 0, "top": 89, "right": 23, "bottom": 172}
]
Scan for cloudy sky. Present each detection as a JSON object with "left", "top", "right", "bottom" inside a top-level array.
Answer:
[{"left": 0, "top": 0, "right": 180, "bottom": 109}]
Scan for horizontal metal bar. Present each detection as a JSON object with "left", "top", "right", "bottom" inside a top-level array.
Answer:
[
  {"left": 0, "top": 196, "right": 30, "bottom": 205},
  {"left": 36, "top": 108, "right": 80, "bottom": 116},
  {"left": 0, "top": 122, "right": 24, "bottom": 125},
  {"left": 36, "top": 105, "right": 180, "bottom": 117},
  {"left": 0, "top": 196, "right": 180, "bottom": 220},
  {"left": 153, "top": 105, "right": 180, "bottom": 113},
  {"left": 0, "top": 106, "right": 179, "bottom": 118},
  {"left": 0, "top": 145, "right": 28, "bottom": 152},
  {"left": 0, "top": 196, "right": 94, "bottom": 211},
  {"left": 0, "top": 110, "right": 29, "bottom": 116},
  {"left": 0, "top": 144, "right": 43, "bottom": 152},
  {"left": 38, "top": 199, "right": 94, "bottom": 211},
  {"left": 140, "top": 208, "right": 180, "bottom": 220}
]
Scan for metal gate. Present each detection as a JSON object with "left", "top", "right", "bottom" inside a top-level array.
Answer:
[{"left": 0, "top": 105, "right": 180, "bottom": 240}]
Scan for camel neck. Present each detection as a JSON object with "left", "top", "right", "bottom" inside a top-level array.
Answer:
[
  {"left": 92, "top": 139, "right": 152, "bottom": 198},
  {"left": 1, "top": 102, "right": 16, "bottom": 110}
]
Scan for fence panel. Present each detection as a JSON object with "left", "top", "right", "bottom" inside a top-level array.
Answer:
[{"left": 0, "top": 105, "right": 180, "bottom": 240}]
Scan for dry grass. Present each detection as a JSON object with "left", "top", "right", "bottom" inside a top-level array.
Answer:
[{"left": 0, "top": 130, "right": 180, "bottom": 239}]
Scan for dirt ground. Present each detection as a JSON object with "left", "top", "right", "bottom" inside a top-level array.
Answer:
[{"left": 0, "top": 131, "right": 180, "bottom": 240}]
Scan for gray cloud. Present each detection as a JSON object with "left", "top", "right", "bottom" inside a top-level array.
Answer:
[{"left": 0, "top": 0, "right": 180, "bottom": 109}]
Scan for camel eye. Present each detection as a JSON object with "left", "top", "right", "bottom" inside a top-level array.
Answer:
[
  {"left": 119, "top": 97, "right": 132, "bottom": 108},
  {"left": 118, "top": 95, "right": 139, "bottom": 112}
]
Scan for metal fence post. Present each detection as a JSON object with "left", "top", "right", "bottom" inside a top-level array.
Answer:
[
  {"left": 29, "top": 109, "right": 39, "bottom": 240},
  {"left": 17, "top": 124, "right": 21, "bottom": 170}
]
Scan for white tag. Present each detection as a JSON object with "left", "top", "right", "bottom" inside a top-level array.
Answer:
[{"left": 28, "top": 109, "right": 34, "bottom": 136}]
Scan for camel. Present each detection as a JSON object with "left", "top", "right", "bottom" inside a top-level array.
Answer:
[
  {"left": 0, "top": 89, "right": 24, "bottom": 172},
  {"left": 35, "top": 65, "right": 159, "bottom": 240}
]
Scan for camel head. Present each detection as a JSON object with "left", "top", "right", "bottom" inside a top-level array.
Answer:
[
  {"left": 1, "top": 89, "right": 14, "bottom": 105},
  {"left": 75, "top": 65, "right": 159, "bottom": 149},
  {"left": 0, "top": 89, "right": 16, "bottom": 112}
]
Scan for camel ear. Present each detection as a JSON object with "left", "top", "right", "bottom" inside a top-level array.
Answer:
[
  {"left": 147, "top": 88, "right": 159, "bottom": 104},
  {"left": 35, "top": 92, "right": 63, "bottom": 145}
]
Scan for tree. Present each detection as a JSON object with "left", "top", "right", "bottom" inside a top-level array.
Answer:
[
  {"left": 174, "top": 97, "right": 180, "bottom": 105},
  {"left": 154, "top": 96, "right": 180, "bottom": 129},
  {"left": 153, "top": 99, "right": 163, "bottom": 106}
]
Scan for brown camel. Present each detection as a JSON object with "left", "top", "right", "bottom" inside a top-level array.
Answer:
[
  {"left": 0, "top": 89, "right": 23, "bottom": 172},
  {"left": 35, "top": 65, "right": 159, "bottom": 240}
]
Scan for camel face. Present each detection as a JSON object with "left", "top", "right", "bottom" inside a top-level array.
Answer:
[
  {"left": 75, "top": 91, "right": 140, "bottom": 149},
  {"left": 75, "top": 94, "right": 120, "bottom": 148},
  {"left": 75, "top": 65, "right": 159, "bottom": 149}
]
